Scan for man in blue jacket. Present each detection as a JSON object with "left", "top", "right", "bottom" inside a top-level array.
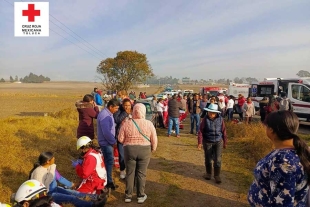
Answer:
[{"left": 97, "top": 99, "right": 120, "bottom": 191}]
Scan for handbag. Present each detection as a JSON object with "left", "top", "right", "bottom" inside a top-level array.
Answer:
[{"left": 132, "top": 119, "right": 151, "bottom": 142}]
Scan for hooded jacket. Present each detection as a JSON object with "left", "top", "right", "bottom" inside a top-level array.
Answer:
[
  {"left": 76, "top": 101, "right": 99, "bottom": 139},
  {"left": 118, "top": 103, "right": 158, "bottom": 151}
]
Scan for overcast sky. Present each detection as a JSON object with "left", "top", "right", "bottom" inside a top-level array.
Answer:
[{"left": 1, "top": 0, "right": 310, "bottom": 81}]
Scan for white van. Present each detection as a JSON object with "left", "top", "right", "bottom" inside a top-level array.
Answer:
[{"left": 227, "top": 83, "right": 251, "bottom": 98}]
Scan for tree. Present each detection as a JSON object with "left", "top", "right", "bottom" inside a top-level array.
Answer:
[
  {"left": 97, "top": 51, "right": 153, "bottom": 91},
  {"left": 15, "top": 75, "right": 18, "bottom": 82},
  {"left": 0, "top": 78, "right": 5, "bottom": 82},
  {"left": 10, "top": 76, "right": 14, "bottom": 83},
  {"left": 296, "top": 70, "right": 310, "bottom": 77}
]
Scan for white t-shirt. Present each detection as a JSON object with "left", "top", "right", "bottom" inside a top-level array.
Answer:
[
  {"left": 157, "top": 102, "right": 164, "bottom": 112},
  {"left": 227, "top": 99, "right": 234, "bottom": 109}
]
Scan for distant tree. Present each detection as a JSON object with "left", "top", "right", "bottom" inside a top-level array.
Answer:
[
  {"left": 296, "top": 70, "right": 310, "bottom": 77},
  {"left": 10, "top": 76, "right": 14, "bottom": 83},
  {"left": 226, "top": 79, "right": 230, "bottom": 85},
  {"left": 97, "top": 50, "right": 153, "bottom": 91},
  {"left": 0, "top": 78, "right": 5, "bottom": 82},
  {"left": 15, "top": 75, "right": 18, "bottom": 82},
  {"left": 234, "top": 77, "right": 243, "bottom": 84},
  {"left": 21, "top": 73, "right": 51, "bottom": 83},
  {"left": 245, "top": 77, "right": 258, "bottom": 83}
]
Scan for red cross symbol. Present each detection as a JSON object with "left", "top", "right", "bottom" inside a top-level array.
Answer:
[{"left": 22, "top": 4, "right": 40, "bottom": 22}]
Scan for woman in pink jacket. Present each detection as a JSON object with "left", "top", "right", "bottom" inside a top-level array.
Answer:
[{"left": 118, "top": 103, "right": 158, "bottom": 204}]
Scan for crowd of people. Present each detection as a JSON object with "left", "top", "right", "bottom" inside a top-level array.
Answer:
[{"left": 3, "top": 88, "right": 309, "bottom": 207}]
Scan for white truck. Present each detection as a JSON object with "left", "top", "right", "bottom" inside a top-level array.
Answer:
[
  {"left": 227, "top": 82, "right": 251, "bottom": 98},
  {"left": 250, "top": 78, "right": 310, "bottom": 121}
]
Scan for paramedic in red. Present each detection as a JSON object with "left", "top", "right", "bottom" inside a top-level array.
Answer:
[
  {"left": 74, "top": 136, "right": 107, "bottom": 195},
  {"left": 237, "top": 94, "right": 246, "bottom": 121}
]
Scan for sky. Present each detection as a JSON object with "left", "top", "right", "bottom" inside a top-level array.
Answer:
[{"left": 1, "top": 0, "right": 310, "bottom": 81}]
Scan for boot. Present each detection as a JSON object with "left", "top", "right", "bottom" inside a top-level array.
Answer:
[
  {"left": 214, "top": 167, "right": 222, "bottom": 184},
  {"left": 203, "top": 165, "right": 212, "bottom": 180}
]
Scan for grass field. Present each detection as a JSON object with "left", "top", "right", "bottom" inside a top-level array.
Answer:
[{"left": 0, "top": 82, "right": 309, "bottom": 206}]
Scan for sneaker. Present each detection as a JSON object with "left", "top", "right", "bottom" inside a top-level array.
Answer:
[
  {"left": 167, "top": 134, "right": 171, "bottom": 137},
  {"left": 176, "top": 135, "right": 180, "bottom": 138},
  {"left": 137, "top": 194, "right": 147, "bottom": 204},
  {"left": 125, "top": 196, "right": 132, "bottom": 203},
  {"left": 120, "top": 170, "right": 126, "bottom": 179}
]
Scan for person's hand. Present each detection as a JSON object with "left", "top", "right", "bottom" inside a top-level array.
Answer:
[
  {"left": 113, "top": 143, "right": 117, "bottom": 148},
  {"left": 77, "top": 159, "right": 83, "bottom": 165},
  {"left": 197, "top": 144, "right": 202, "bottom": 150},
  {"left": 72, "top": 160, "right": 80, "bottom": 168},
  {"left": 71, "top": 182, "right": 76, "bottom": 189}
]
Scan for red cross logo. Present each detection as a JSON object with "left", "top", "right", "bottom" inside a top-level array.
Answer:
[{"left": 22, "top": 4, "right": 40, "bottom": 22}]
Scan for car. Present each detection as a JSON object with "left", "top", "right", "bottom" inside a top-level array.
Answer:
[{"left": 135, "top": 101, "right": 157, "bottom": 128}]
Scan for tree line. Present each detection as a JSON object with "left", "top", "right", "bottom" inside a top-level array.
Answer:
[
  {"left": 96, "top": 50, "right": 310, "bottom": 91},
  {"left": 0, "top": 73, "right": 51, "bottom": 83}
]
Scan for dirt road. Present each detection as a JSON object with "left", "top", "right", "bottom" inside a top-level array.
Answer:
[{"left": 106, "top": 122, "right": 249, "bottom": 207}]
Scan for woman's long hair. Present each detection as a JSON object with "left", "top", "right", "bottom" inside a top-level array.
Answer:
[
  {"left": 28, "top": 152, "right": 54, "bottom": 179},
  {"left": 265, "top": 111, "right": 310, "bottom": 184}
]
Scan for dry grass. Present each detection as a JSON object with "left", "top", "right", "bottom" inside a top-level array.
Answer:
[{"left": 1, "top": 82, "right": 310, "bottom": 206}]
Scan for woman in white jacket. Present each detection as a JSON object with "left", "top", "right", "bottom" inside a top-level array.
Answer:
[{"left": 242, "top": 97, "right": 256, "bottom": 124}]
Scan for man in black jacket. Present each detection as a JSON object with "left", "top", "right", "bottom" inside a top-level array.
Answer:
[{"left": 167, "top": 94, "right": 182, "bottom": 137}]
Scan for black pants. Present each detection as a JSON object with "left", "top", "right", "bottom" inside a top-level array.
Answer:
[
  {"left": 260, "top": 111, "right": 266, "bottom": 122},
  {"left": 157, "top": 112, "right": 165, "bottom": 128}
]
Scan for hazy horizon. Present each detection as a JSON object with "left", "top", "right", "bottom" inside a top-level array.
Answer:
[{"left": 1, "top": 0, "right": 310, "bottom": 81}]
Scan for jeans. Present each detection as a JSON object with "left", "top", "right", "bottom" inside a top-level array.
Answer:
[
  {"left": 49, "top": 187, "right": 95, "bottom": 207},
  {"left": 117, "top": 141, "right": 125, "bottom": 171},
  {"left": 203, "top": 140, "right": 223, "bottom": 169},
  {"left": 227, "top": 108, "right": 233, "bottom": 121},
  {"left": 124, "top": 145, "right": 151, "bottom": 198},
  {"left": 168, "top": 117, "right": 179, "bottom": 135},
  {"left": 101, "top": 145, "right": 114, "bottom": 184},
  {"left": 190, "top": 113, "right": 200, "bottom": 133}
]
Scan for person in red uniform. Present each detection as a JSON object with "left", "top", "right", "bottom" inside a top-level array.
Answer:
[{"left": 74, "top": 136, "right": 107, "bottom": 195}]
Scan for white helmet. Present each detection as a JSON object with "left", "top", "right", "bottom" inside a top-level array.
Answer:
[
  {"left": 0, "top": 203, "right": 11, "bottom": 207},
  {"left": 14, "top": 180, "right": 47, "bottom": 203},
  {"left": 77, "top": 136, "right": 92, "bottom": 150}
]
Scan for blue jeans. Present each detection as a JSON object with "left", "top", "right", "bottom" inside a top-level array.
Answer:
[
  {"left": 117, "top": 141, "right": 125, "bottom": 171},
  {"left": 168, "top": 117, "right": 179, "bottom": 135},
  {"left": 101, "top": 145, "right": 114, "bottom": 184},
  {"left": 227, "top": 108, "right": 233, "bottom": 121},
  {"left": 190, "top": 113, "right": 200, "bottom": 133},
  {"left": 49, "top": 187, "right": 95, "bottom": 207}
]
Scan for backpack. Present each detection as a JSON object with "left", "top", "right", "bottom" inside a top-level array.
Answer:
[{"left": 279, "top": 99, "right": 289, "bottom": 111}]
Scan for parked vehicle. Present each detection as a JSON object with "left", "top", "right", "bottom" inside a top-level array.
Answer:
[
  {"left": 200, "top": 87, "right": 220, "bottom": 97},
  {"left": 227, "top": 83, "right": 250, "bottom": 98},
  {"left": 250, "top": 78, "right": 310, "bottom": 121},
  {"left": 135, "top": 101, "right": 157, "bottom": 127}
]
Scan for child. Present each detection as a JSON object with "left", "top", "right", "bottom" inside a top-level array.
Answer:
[
  {"left": 29, "top": 152, "right": 106, "bottom": 207},
  {"left": 197, "top": 104, "right": 227, "bottom": 184}
]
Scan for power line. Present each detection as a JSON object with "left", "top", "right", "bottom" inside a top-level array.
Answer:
[
  {"left": 29, "top": 0, "right": 108, "bottom": 58},
  {"left": 49, "top": 28, "right": 102, "bottom": 60},
  {"left": 3, "top": 0, "right": 105, "bottom": 60}
]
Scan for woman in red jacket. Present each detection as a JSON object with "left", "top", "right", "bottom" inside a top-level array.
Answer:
[
  {"left": 237, "top": 94, "right": 246, "bottom": 121},
  {"left": 73, "top": 136, "right": 107, "bottom": 196},
  {"left": 76, "top": 94, "right": 99, "bottom": 140}
]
